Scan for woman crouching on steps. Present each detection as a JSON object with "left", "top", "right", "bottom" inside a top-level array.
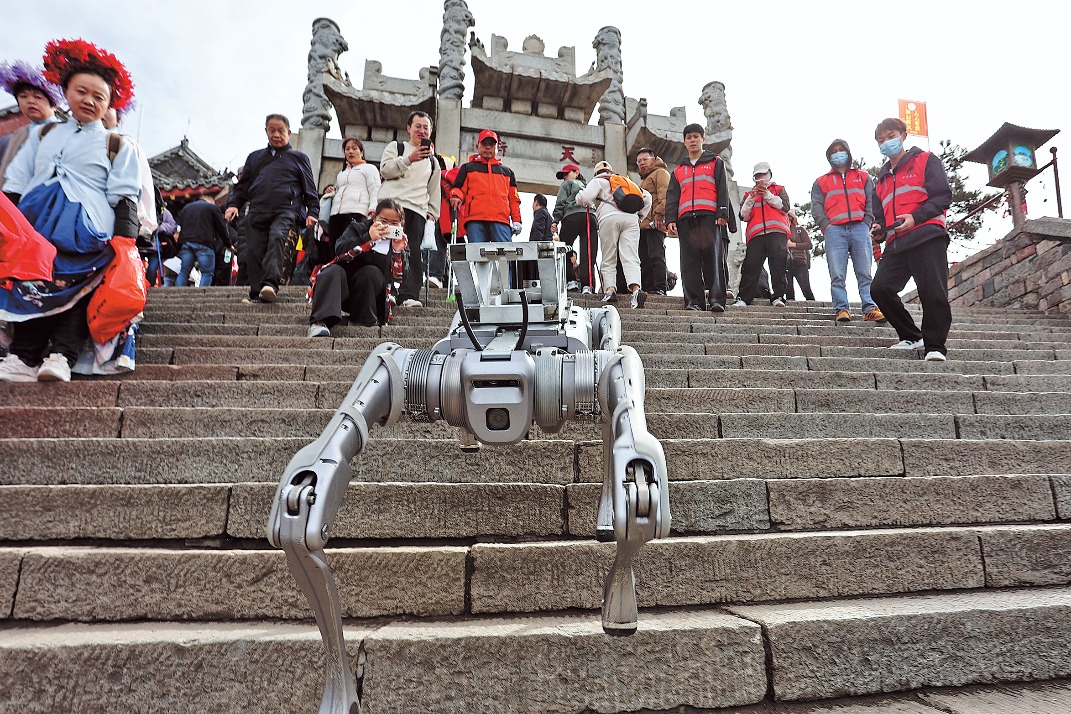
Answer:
[{"left": 307, "top": 199, "right": 408, "bottom": 336}]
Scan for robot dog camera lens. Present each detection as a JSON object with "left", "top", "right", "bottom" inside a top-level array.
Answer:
[{"left": 486, "top": 408, "right": 510, "bottom": 431}]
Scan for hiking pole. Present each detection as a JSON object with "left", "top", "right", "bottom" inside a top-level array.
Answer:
[{"left": 446, "top": 207, "right": 459, "bottom": 303}]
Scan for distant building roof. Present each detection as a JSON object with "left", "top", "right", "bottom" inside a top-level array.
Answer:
[{"left": 148, "top": 137, "right": 234, "bottom": 200}]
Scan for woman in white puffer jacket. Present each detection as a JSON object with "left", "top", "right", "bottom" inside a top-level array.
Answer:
[{"left": 324, "top": 137, "right": 381, "bottom": 254}]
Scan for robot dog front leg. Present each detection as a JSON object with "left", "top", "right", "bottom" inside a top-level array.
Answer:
[
  {"left": 267, "top": 343, "right": 407, "bottom": 714},
  {"left": 596, "top": 345, "right": 671, "bottom": 634}
]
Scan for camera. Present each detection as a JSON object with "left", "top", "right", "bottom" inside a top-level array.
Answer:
[{"left": 386, "top": 225, "right": 404, "bottom": 241}]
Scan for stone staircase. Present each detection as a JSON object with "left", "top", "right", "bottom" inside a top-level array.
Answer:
[{"left": 2, "top": 285, "right": 1071, "bottom": 713}]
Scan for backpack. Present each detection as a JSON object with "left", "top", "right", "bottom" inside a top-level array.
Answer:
[{"left": 606, "top": 174, "right": 644, "bottom": 214}]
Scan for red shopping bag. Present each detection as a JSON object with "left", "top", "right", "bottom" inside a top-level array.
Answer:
[
  {"left": 86, "top": 236, "right": 147, "bottom": 343},
  {"left": 0, "top": 192, "right": 56, "bottom": 282}
]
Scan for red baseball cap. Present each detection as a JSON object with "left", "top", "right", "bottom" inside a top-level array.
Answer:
[
  {"left": 478, "top": 129, "right": 499, "bottom": 144},
  {"left": 556, "top": 163, "right": 580, "bottom": 179}
]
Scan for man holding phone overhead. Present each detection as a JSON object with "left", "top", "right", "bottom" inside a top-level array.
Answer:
[{"left": 378, "top": 110, "right": 441, "bottom": 308}]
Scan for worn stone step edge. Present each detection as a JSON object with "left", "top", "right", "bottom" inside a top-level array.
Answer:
[
  {"left": 3, "top": 473, "right": 1066, "bottom": 542},
  {"left": 5, "top": 524, "right": 1071, "bottom": 622}
]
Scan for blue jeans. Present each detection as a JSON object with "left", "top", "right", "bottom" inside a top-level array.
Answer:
[
  {"left": 465, "top": 221, "right": 512, "bottom": 243},
  {"left": 823, "top": 222, "right": 875, "bottom": 312},
  {"left": 176, "top": 242, "right": 217, "bottom": 287}
]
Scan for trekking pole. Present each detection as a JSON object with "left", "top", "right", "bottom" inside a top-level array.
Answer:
[
  {"left": 446, "top": 208, "right": 458, "bottom": 303},
  {"left": 586, "top": 207, "right": 596, "bottom": 294}
]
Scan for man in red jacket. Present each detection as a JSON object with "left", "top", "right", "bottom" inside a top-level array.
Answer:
[{"left": 449, "top": 129, "right": 521, "bottom": 243}]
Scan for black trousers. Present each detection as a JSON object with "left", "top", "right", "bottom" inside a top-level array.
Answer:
[
  {"left": 396, "top": 208, "right": 427, "bottom": 303},
  {"left": 739, "top": 232, "right": 789, "bottom": 304},
  {"left": 677, "top": 214, "right": 727, "bottom": 309},
  {"left": 616, "top": 228, "right": 668, "bottom": 293},
  {"left": 10, "top": 294, "right": 91, "bottom": 367},
  {"left": 310, "top": 255, "right": 390, "bottom": 328},
  {"left": 245, "top": 211, "right": 298, "bottom": 298},
  {"left": 559, "top": 211, "right": 599, "bottom": 290},
  {"left": 871, "top": 236, "right": 952, "bottom": 355},
  {"left": 787, "top": 255, "right": 815, "bottom": 301}
]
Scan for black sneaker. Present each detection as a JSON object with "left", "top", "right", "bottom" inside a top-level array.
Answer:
[
  {"left": 601, "top": 292, "right": 618, "bottom": 303},
  {"left": 685, "top": 304, "right": 703, "bottom": 311},
  {"left": 709, "top": 303, "right": 725, "bottom": 313}
]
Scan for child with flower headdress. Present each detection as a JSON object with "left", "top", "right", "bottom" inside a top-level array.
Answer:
[
  {"left": 0, "top": 39, "right": 142, "bottom": 381},
  {"left": 0, "top": 60, "right": 64, "bottom": 190}
]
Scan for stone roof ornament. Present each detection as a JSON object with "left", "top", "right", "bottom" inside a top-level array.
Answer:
[
  {"left": 592, "top": 26, "right": 624, "bottom": 125},
  {"left": 301, "top": 18, "right": 349, "bottom": 130},
  {"left": 438, "top": 0, "right": 475, "bottom": 100},
  {"left": 699, "top": 80, "right": 735, "bottom": 178}
]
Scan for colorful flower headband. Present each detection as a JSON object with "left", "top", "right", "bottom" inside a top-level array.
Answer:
[
  {"left": 0, "top": 60, "right": 64, "bottom": 107},
  {"left": 43, "top": 38, "right": 134, "bottom": 111}
]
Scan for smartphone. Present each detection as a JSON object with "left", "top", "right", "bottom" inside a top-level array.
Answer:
[{"left": 420, "top": 138, "right": 432, "bottom": 148}]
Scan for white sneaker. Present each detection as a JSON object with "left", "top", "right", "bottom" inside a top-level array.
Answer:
[
  {"left": 732, "top": 299, "right": 747, "bottom": 307},
  {"left": 427, "top": 276, "right": 443, "bottom": 289},
  {"left": 630, "top": 288, "right": 646, "bottom": 309},
  {"left": 924, "top": 351, "right": 947, "bottom": 361},
  {"left": 36, "top": 353, "right": 71, "bottom": 382},
  {"left": 772, "top": 298, "right": 786, "bottom": 307},
  {"left": 0, "top": 354, "right": 38, "bottom": 382},
  {"left": 566, "top": 280, "right": 581, "bottom": 292},
  {"left": 258, "top": 285, "right": 277, "bottom": 303},
  {"left": 307, "top": 323, "right": 330, "bottom": 338},
  {"left": 581, "top": 286, "right": 592, "bottom": 295},
  {"left": 889, "top": 339, "right": 924, "bottom": 350},
  {"left": 401, "top": 299, "right": 422, "bottom": 308}
]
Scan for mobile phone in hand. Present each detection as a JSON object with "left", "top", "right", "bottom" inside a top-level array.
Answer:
[{"left": 420, "top": 138, "right": 432, "bottom": 148}]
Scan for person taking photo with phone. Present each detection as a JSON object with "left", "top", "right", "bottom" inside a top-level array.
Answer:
[
  {"left": 378, "top": 111, "right": 440, "bottom": 308},
  {"left": 306, "top": 198, "right": 408, "bottom": 335}
]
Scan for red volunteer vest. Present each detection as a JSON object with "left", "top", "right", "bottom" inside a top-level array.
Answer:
[
  {"left": 744, "top": 183, "right": 791, "bottom": 242},
  {"left": 817, "top": 168, "right": 868, "bottom": 225},
  {"left": 672, "top": 158, "right": 719, "bottom": 219},
  {"left": 875, "top": 151, "right": 946, "bottom": 245}
]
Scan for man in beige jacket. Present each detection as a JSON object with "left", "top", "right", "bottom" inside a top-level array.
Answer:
[{"left": 636, "top": 148, "right": 671, "bottom": 294}]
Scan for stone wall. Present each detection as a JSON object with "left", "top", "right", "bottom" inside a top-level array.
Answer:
[{"left": 938, "top": 218, "right": 1071, "bottom": 315}]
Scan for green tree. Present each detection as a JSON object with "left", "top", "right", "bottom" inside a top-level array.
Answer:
[{"left": 798, "top": 141, "right": 999, "bottom": 259}]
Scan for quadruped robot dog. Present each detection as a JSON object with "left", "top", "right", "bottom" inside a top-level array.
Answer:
[{"left": 268, "top": 241, "right": 670, "bottom": 713}]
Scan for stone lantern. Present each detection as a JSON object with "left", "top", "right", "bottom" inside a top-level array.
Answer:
[{"left": 964, "top": 122, "right": 1059, "bottom": 226}]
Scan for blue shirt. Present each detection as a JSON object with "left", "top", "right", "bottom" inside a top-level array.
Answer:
[{"left": 3, "top": 118, "right": 141, "bottom": 235}]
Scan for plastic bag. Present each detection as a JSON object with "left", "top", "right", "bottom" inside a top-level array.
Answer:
[
  {"left": 0, "top": 191, "right": 56, "bottom": 282},
  {"left": 421, "top": 220, "right": 436, "bottom": 250},
  {"left": 86, "top": 236, "right": 148, "bottom": 343}
]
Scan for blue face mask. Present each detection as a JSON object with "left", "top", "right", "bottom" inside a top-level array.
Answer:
[
  {"left": 879, "top": 136, "right": 903, "bottom": 158},
  {"left": 829, "top": 151, "right": 849, "bottom": 167}
]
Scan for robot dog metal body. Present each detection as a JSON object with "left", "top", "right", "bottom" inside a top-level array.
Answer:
[{"left": 267, "top": 241, "right": 670, "bottom": 713}]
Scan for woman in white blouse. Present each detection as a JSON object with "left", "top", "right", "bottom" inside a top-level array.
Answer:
[{"left": 323, "top": 137, "right": 380, "bottom": 256}]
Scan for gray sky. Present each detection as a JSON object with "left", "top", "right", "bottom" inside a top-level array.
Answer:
[{"left": 4, "top": 0, "right": 1067, "bottom": 298}]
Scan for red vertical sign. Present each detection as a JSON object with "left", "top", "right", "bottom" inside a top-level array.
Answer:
[{"left": 898, "top": 99, "right": 929, "bottom": 137}]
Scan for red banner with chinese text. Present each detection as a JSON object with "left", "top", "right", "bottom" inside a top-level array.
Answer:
[{"left": 898, "top": 99, "right": 929, "bottom": 136}]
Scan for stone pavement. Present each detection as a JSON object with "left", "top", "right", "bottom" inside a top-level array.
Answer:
[{"left": 1, "top": 286, "right": 1070, "bottom": 713}]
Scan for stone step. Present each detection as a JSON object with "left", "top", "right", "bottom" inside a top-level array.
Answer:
[
  {"left": 3, "top": 434, "right": 1069, "bottom": 487},
  {"left": 135, "top": 332, "right": 1071, "bottom": 356},
  {"left": 17, "top": 380, "right": 1068, "bottom": 414},
  {"left": 6, "top": 524, "right": 1070, "bottom": 623},
  {"left": 4, "top": 473, "right": 1066, "bottom": 544},
  {"left": 7, "top": 405, "right": 1071, "bottom": 442},
  {"left": 726, "top": 586, "right": 1071, "bottom": 702},
  {"left": 0, "top": 611, "right": 768, "bottom": 713}
]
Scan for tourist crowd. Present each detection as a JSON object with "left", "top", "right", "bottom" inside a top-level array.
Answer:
[{"left": 0, "top": 38, "right": 955, "bottom": 381}]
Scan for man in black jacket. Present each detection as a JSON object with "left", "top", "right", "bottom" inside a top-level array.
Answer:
[
  {"left": 175, "top": 194, "right": 230, "bottom": 287},
  {"left": 529, "top": 194, "right": 553, "bottom": 240},
  {"left": 225, "top": 114, "right": 318, "bottom": 303}
]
